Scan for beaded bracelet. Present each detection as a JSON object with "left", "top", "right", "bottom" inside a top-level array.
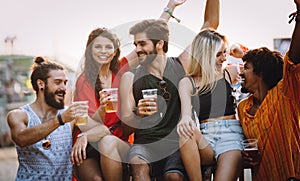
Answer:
[
  {"left": 164, "top": 7, "right": 181, "bottom": 23},
  {"left": 288, "top": 11, "right": 300, "bottom": 23}
]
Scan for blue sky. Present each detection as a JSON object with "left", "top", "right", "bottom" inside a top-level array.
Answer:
[{"left": 0, "top": 0, "right": 296, "bottom": 70}]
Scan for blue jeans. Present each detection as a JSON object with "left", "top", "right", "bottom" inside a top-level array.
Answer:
[{"left": 200, "top": 119, "right": 244, "bottom": 160}]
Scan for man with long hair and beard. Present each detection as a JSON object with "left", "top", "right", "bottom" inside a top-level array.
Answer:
[{"left": 6, "top": 56, "right": 91, "bottom": 180}]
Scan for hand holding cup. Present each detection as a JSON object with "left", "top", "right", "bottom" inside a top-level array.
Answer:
[
  {"left": 137, "top": 89, "right": 158, "bottom": 116},
  {"left": 100, "top": 88, "right": 118, "bottom": 113},
  {"left": 241, "top": 138, "right": 260, "bottom": 167},
  {"left": 72, "top": 101, "right": 89, "bottom": 125}
]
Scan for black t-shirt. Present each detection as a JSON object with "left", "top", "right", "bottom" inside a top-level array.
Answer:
[{"left": 131, "top": 57, "right": 185, "bottom": 144}]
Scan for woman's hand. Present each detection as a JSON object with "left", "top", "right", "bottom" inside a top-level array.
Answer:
[
  {"left": 99, "top": 90, "right": 111, "bottom": 110},
  {"left": 177, "top": 115, "right": 195, "bottom": 139},
  {"left": 70, "top": 133, "right": 88, "bottom": 166},
  {"left": 173, "top": 0, "right": 187, "bottom": 7}
]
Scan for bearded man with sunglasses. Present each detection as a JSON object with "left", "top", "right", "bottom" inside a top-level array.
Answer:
[
  {"left": 119, "top": 1, "right": 220, "bottom": 180},
  {"left": 6, "top": 57, "right": 92, "bottom": 180},
  {"left": 119, "top": 18, "right": 187, "bottom": 181}
]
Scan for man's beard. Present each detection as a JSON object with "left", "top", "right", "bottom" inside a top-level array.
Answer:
[
  {"left": 44, "top": 85, "right": 65, "bottom": 109},
  {"left": 139, "top": 49, "right": 158, "bottom": 67}
]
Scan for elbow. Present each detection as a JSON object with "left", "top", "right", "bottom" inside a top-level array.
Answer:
[
  {"left": 201, "top": 21, "right": 219, "bottom": 30},
  {"left": 13, "top": 136, "right": 28, "bottom": 148},
  {"left": 209, "top": 20, "right": 219, "bottom": 30}
]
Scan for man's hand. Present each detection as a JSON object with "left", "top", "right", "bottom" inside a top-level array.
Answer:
[
  {"left": 70, "top": 133, "right": 88, "bottom": 166},
  {"left": 241, "top": 149, "right": 261, "bottom": 168},
  {"left": 136, "top": 98, "right": 158, "bottom": 117}
]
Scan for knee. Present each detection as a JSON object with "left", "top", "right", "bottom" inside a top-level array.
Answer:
[
  {"left": 130, "top": 157, "right": 149, "bottom": 174},
  {"left": 98, "top": 135, "right": 117, "bottom": 153},
  {"left": 91, "top": 175, "right": 103, "bottom": 181},
  {"left": 164, "top": 172, "right": 184, "bottom": 181}
]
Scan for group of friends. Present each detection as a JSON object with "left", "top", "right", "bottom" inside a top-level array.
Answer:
[{"left": 6, "top": 0, "right": 300, "bottom": 180}]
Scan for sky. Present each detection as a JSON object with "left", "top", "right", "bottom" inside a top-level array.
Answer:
[{"left": 0, "top": 0, "right": 296, "bottom": 71}]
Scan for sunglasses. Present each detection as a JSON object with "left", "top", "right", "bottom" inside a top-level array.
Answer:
[
  {"left": 42, "top": 136, "right": 51, "bottom": 150},
  {"left": 159, "top": 80, "right": 171, "bottom": 101}
]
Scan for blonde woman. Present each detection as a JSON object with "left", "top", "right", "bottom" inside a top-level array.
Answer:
[{"left": 177, "top": 29, "right": 244, "bottom": 181}]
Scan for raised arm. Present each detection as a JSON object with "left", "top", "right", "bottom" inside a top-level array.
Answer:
[
  {"left": 178, "top": 0, "right": 220, "bottom": 69},
  {"left": 159, "top": 0, "right": 187, "bottom": 21},
  {"left": 126, "top": 0, "right": 187, "bottom": 69},
  {"left": 201, "top": 0, "right": 220, "bottom": 30},
  {"left": 288, "top": 0, "right": 300, "bottom": 64}
]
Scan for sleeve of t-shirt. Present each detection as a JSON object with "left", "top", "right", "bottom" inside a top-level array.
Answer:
[{"left": 283, "top": 53, "right": 300, "bottom": 102}]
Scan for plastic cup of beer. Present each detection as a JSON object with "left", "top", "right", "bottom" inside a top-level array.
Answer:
[
  {"left": 73, "top": 101, "right": 88, "bottom": 126},
  {"left": 242, "top": 138, "right": 258, "bottom": 158},
  {"left": 142, "top": 88, "right": 157, "bottom": 114},
  {"left": 102, "top": 88, "right": 118, "bottom": 113}
]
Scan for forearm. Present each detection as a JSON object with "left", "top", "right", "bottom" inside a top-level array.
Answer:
[
  {"left": 13, "top": 117, "right": 60, "bottom": 147},
  {"left": 82, "top": 124, "right": 111, "bottom": 142},
  {"left": 121, "top": 111, "right": 142, "bottom": 131},
  {"left": 201, "top": 0, "right": 220, "bottom": 30},
  {"left": 160, "top": 1, "right": 178, "bottom": 21}
]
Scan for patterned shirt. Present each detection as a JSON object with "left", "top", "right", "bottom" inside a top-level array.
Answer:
[
  {"left": 16, "top": 104, "right": 73, "bottom": 181},
  {"left": 237, "top": 53, "right": 300, "bottom": 180}
]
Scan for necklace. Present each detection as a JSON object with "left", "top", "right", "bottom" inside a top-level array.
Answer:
[{"left": 42, "top": 135, "right": 51, "bottom": 150}]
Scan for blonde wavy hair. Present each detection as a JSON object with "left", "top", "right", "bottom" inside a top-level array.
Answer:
[{"left": 187, "top": 28, "right": 227, "bottom": 95}]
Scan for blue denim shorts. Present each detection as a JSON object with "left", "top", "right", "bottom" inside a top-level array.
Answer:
[{"left": 200, "top": 119, "right": 244, "bottom": 160}]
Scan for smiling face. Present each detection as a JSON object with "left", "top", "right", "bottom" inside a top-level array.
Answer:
[
  {"left": 240, "top": 61, "right": 260, "bottom": 94},
  {"left": 92, "top": 36, "right": 116, "bottom": 65},
  {"left": 43, "top": 70, "right": 68, "bottom": 109},
  {"left": 133, "top": 32, "right": 158, "bottom": 66},
  {"left": 215, "top": 41, "right": 228, "bottom": 72}
]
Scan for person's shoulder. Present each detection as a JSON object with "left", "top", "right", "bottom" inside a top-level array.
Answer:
[
  {"left": 121, "top": 70, "right": 134, "bottom": 80},
  {"left": 7, "top": 108, "right": 27, "bottom": 122},
  {"left": 77, "top": 73, "right": 86, "bottom": 82},
  {"left": 168, "top": 56, "right": 182, "bottom": 65},
  {"left": 237, "top": 95, "right": 252, "bottom": 109}
]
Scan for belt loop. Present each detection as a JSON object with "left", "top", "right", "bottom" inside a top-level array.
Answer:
[{"left": 225, "top": 120, "right": 229, "bottom": 128}]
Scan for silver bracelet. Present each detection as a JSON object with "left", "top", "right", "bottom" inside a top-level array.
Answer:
[{"left": 77, "top": 132, "right": 86, "bottom": 138}]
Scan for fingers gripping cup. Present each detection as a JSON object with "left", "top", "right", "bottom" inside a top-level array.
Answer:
[
  {"left": 242, "top": 138, "right": 258, "bottom": 158},
  {"left": 142, "top": 88, "right": 158, "bottom": 114},
  {"left": 73, "top": 101, "right": 89, "bottom": 126},
  {"left": 102, "top": 88, "right": 118, "bottom": 113}
]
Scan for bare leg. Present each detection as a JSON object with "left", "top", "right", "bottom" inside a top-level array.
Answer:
[
  {"left": 180, "top": 136, "right": 202, "bottom": 181},
  {"left": 214, "top": 150, "right": 243, "bottom": 181},
  {"left": 130, "top": 156, "right": 151, "bottom": 181},
  {"left": 74, "top": 158, "right": 103, "bottom": 181},
  {"left": 179, "top": 128, "right": 214, "bottom": 181},
  {"left": 98, "top": 135, "right": 130, "bottom": 181}
]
